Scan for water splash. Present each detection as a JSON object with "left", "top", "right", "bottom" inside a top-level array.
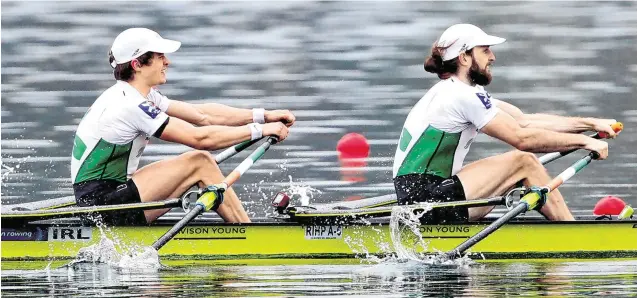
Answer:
[
  {"left": 388, "top": 205, "right": 475, "bottom": 266},
  {"left": 67, "top": 219, "right": 161, "bottom": 271},
  {"left": 282, "top": 175, "right": 322, "bottom": 206},
  {"left": 343, "top": 218, "right": 392, "bottom": 264},
  {"left": 70, "top": 234, "right": 161, "bottom": 271},
  {"left": 389, "top": 205, "right": 431, "bottom": 262},
  {"left": 1, "top": 161, "right": 19, "bottom": 180},
  {"left": 73, "top": 235, "right": 122, "bottom": 264}
]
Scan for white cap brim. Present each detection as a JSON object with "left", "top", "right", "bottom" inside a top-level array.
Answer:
[
  {"left": 476, "top": 35, "right": 506, "bottom": 47},
  {"left": 147, "top": 38, "right": 181, "bottom": 54}
]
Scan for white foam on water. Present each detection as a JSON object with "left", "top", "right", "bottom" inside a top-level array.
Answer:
[
  {"left": 343, "top": 219, "right": 389, "bottom": 263},
  {"left": 282, "top": 175, "right": 323, "bottom": 206},
  {"left": 387, "top": 205, "right": 475, "bottom": 267},
  {"left": 338, "top": 204, "right": 476, "bottom": 267},
  {"left": 117, "top": 247, "right": 161, "bottom": 271},
  {"left": 68, "top": 220, "right": 161, "bottom": 271},
  {"left": 389, "top": 205, "right": 431, "bottom": 262},
  {"left": 1, "top": 162, "right": 19, "bottom": 180}
]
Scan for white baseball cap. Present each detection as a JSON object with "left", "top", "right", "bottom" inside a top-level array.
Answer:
[
  {"left": 110, "top": 28, "right": 181, "bottom": 68},
  {"left": 437, "top": 24, "right": 505, "bottom": 61}
]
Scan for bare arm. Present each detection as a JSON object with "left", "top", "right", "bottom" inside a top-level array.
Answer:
[
  {"left": 166, "top": 101, "right": 252, "bottom": 126},
  {"left": 497, "top": 100, "right": 585, "bottom": 131},
  {"left": 481, "top": 111, "right": 608, "bottom": 158},
  {"left": 496, "top": 100, "right": 606, "bottom": 133},
  {"left": 157, "top": 117, "right": 290, "bottom": 150},
  {"left": 159, "top": 116, "right": 252, "bottom": 150},
  {"left": 166, "top": 100, "right": 296, "bottom": 127}
]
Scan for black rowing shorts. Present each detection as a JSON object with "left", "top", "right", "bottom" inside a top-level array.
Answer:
[
  {"left": 73, "top": 179, "right": 148, "bottom": 226},
  {"left": 393, "top": 173, "right": 469, "bottom": 224}
]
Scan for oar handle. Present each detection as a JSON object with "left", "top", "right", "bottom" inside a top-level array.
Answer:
[
  {"left": 213, "top": 120, "right": 292, "bottom": 164},
  {"left": 598, "top": 122, "right": 623, "bottom": 139},
  {"left": 538, "top": 122, "right": 623, "bottom": 164}
]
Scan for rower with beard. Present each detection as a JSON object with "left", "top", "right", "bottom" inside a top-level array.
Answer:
[{"left": 393, "top": 24, "right": 618, "bottom": 223}]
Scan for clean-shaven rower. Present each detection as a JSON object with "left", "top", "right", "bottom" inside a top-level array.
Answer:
[
  {"left": 72, "top": 28, "right": 295, "bottom": 225},
  {"left": 393, "top": 24, "right": 617, "bottom": 223}
]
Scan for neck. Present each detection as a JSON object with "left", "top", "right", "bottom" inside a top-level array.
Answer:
[
  {"left": 453, "top": 72, "right": 475, "bottom": 86},
  {"left": 127, "top": 79, "right": 151, "bottom": 97}
]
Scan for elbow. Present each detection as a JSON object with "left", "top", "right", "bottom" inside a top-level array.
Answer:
[
  {"left": 511, "top": 131, "right": 533, "bottom": 152},
  {"left": 191, "top": 142, "right": 207, "bottom": 151},
  {"left": 513, "top": 139, "right": 532, "bottom": 152},
  {"left": 192, "top": 106, "right": 213, "bottom": 126},
  {"left": 196, "top": 114, "right": 213, "bottom": 127},
  {"left": 192, "top": 129, "right": 226, "bottom": 151},
  {"left": 191, "top": 130, "right": 211, "bottom": 150},
  {"left": 513, "top": 132, "right": 544, "bottom": 153}
]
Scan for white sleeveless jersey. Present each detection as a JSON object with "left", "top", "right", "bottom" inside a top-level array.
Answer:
[
  {"left": 393, "top": 77, "right": 499, "bottom": 178},
  {"left": 71, "top": 81, "right": 171, "bottom": 184}
]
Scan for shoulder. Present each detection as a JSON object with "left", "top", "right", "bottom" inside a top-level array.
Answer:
[
  {"left": 451, "top": 84, "right": 494, "bottom": 110},
  {"left": 148, "top": 87, "right": 171, "bottom": 111},
  {"left": 98, "top": 82, "right": 126, "bottom": 99},
  {"left": 149, "top": 87, "right": 164, "bottom": 98},
  {"left": 428, "top": 80, "right": 476, "bottom": 108},
  {"left": 102, "top": 84, "right": 155, "bottom": 119},
  {"left": 426, "top": 79, "right": 459, "bottom": 100}
]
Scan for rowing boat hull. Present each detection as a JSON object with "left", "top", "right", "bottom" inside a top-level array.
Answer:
[{"left": 2, "top": 217, "right": 636, "bottom": 261}]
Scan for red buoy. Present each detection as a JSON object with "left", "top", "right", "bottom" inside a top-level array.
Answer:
[
  {"left": 593, "top": 196, "right": 626, "bottom": 216},
  {"left": 336, "top": 133, "right": 370, "bottom": 158}
]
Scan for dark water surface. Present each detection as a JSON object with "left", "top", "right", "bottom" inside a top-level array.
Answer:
[
  {"left": 2, "top": 259, "right": 637, "bottom": 297},
  {"left": 2, "top": 1, "right": 637, "bottom": 296}
]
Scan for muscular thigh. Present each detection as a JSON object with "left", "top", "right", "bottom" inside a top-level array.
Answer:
[
  {"left": 132, "top": 153, "right": 205, "bottom": 202},
  {"left": 456, "top": 150, "right": 528, "bottom": 201}
]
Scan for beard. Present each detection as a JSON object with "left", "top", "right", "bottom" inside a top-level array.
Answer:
[{"left": 469, "top": 60, "right": 492, "bottom": 86}]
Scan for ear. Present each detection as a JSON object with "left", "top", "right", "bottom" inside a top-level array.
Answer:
[
  {"left": 131, "top": 60, "right": 140, "bottom": 71},
  {"left": 459, "top": 52, "right": 471, "bottom": 66}
]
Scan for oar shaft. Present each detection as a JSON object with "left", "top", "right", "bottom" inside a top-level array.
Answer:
[
  {"left": 432, "top": 196, "right": 505, "bottom": 209},
  {"left": 224, "top": 137, "right": 277, "bottom": 185},
  {"left": 215, "top": 138, "right": 262, "bottom": 164},
  {"left": 152, "top": 136, "right": 278, "bottom": 251},
  {"left": 547, "top": 152, "right": 595, "bottom": 190},
  {"left": 445, "top": 151, "right": 599, "bottom": 259},
  {"left": 152, "top": 205, "right": 204, "bottom": 250},
  {"left": 446, "top": 202, "right": 527, "bottom": 258},
  {"left": 291, "top": 196, "right": 506, "bottom": 219},
  {"left": 2, "top": 199, "right": 182, "bottom": 222}
]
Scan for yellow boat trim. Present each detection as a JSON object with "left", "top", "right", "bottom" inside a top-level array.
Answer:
[{"left": 2, "top": 220, "right": 636, "bottom": 261}]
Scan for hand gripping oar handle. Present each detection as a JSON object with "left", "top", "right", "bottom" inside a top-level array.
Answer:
[
  {"left": 152, "top": 136, "right": 278, "bottom": 251},
  {"left": 444, "top": 151, "right": 600, "bottom": 260},
  {"left": 538, "top": 122, "right": 623, "bottom": 164}
]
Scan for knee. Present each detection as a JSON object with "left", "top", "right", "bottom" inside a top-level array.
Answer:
[
  {"left": 513, "top": 150, "right": 542, "bottom": 170},
  {"left": 183, "top": 150, "right": 217, "bottom": 165}
]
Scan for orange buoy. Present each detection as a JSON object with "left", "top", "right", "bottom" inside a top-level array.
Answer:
[
  {"left": 593, "top": 196, "right": 626, "bottom": 216},
  {"left": 336, "top": 133, "right": 370, "bottom": 158}
]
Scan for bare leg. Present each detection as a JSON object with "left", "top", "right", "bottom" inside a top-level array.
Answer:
[
  {"left": 131, "top": 150, "right": 251, "bottom": 223},
  {"left": 456, "top": 150, "right": 574, "bottom": 221}
]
